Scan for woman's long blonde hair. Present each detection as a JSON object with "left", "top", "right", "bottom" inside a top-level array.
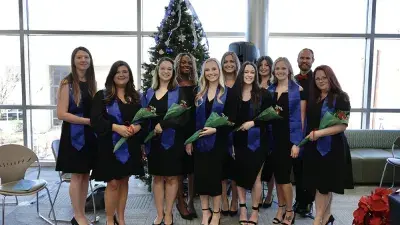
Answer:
[
  {"left": 271, "top": 57, "right": 296, "bottom": 84},
  {"left": 195, "top": 58, "right": 226, "bottom": 106}
]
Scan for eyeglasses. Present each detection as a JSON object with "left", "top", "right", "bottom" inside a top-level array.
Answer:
[{"left": 315, "top": 77, "right": 328, "bottom": 82}]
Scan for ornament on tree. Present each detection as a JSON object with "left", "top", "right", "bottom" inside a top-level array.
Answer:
[{"left": 141, "top": 0, "right": 210, "bottom": 92}]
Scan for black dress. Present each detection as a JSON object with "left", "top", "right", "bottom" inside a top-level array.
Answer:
[
  {"left": 56, "top": 81, "right": 97, "bottom": 174},
  {"left": 193, "top": 90, "right": 236, "bottom": 196},
  {"left": 302, "top": 94, "right": 354, "bottom": 194},
  {"left": 146, "top": 89, "right": 189, "bottom": 176},
  {"left": 90, "top": 91, "right": 144, "bottom": 182},
  {"left": 270, "top": 91, "right": 306, "bottom": 184},
  {"left": 222, "top": 87, "right": 235, "bottom": 180},
  {"left": 233, "top": 90, "right": 273, "bottom": 190},
  {"left": 180, "top": 85, "right": 196, "bottom": 175}
]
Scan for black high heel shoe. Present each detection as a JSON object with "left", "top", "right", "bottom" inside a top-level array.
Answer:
[
  {"left": 247, "top": 205, "right": 260, "bottom": 225},
  {"left": 325, "top": 215, "right": 335, "bottom": 225},
  {"left": 281, "top": 209, "right": 296, "bottom": 225},
  {"left": 176, "top": 203, "right": 193, "bottom": 220},
  {"left": 229, "top": 199, "right": 238, "bottom": 217},
  {"left": 262, "top": 195, "right": 274, "bottom": 208},
  {"left": 71, "top": 217, "right": 79, "bottom": 225},
  {"left": 113, "top": 214, "right": 119, "bottom": 225},
  {"left": 201, "top": 208, "right": 212, "bottom": 225},
  {"left": 221, "top": 197, "right": 229, "bottom": 216},
  {"left": 272, "top": 204, "right": 286, "bottom": 224},
  {"left": 238, "top": 203, "right": 247, "bottom": 225}
]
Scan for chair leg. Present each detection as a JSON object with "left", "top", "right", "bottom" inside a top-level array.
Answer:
[
  {"left": 48, "top": 181, "right": 63, "bottom": 218},
  {"left": 392, "top": 166, "right": 396, "bottom": 188},
  {"left": 89, "top": 181, "right": 100, "bottom": 223},
  {"left": 380, "top": 162, "right": 389, "bottom": 187},
  {"left": 37, "top": 188, "right": 57, "bottom": 225},
  {"left": 2, "top": 195, "right": 6, "bottom": 225}
]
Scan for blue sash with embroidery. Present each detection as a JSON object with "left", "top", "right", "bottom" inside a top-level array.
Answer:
[
  {"left": 317, "top": 98, "right": 336, "bottom": 156},
  {"left": 268, "top": 80, "right": 303, "bottom": 145},
  {"left": 68, "top": 84, "right": 85, "bottom": 151},
  {"left": 196, "top": 87, "right": 227, "bottom": 152},
  {"left": 142, "top": 87, "right": 179, "bottom": 152},
  {"left": 247, "top": 99, "right": 262, "bottom": 151},
  {"left": 104, "top": 91, "right": 130, "bottom": 164}
]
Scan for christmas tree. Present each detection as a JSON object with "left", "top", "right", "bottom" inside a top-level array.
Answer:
[{"left": 141, "top": 0, "right": 210, "bottom": 91}]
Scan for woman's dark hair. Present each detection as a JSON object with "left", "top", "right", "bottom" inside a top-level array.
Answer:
[
  {"left": 232, "top": 61, "right": 261, "bottom": 115},
  {"left": 309, "top": 65, "right": 349, "bottom": 108},
  {"left": 256, "top": 56, "right": 273, "bottom": 84},
  {"left": 104, "top": 60, "right": 140, "bottom": 104}
]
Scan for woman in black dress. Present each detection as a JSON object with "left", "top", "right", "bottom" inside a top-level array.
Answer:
[
  {"left": 220, "top": 51, "right": 240, "bottom": 216},
  {"left": 185, "top": 58, "right": 236, "bottom": 225},
  {"left": 268, "top": 57, "right": 306, "bottom": 225},
  {"left": 141, "top": 57, "right": 189, "bottom": 225},
  {"left": 302, "top": 65, "right": 353, "bottom": 225},
  {"left": 174, "top": 53, "right": 198, "bottom": 220},
  {"left": 55, "top": 46, "right": 97, "bottom": 225},
  {"left": 232, "top": 61, "right": 273, "bottom": 225},
  {"left": 257, "top": 56, "right": 276, "bottom": 209},
  {"left": 90, "top": 61, "right": 144, "bottom": 225}
]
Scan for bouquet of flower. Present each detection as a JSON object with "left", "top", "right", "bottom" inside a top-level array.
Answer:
[
  {"left": 113, "top": 106, "right": 157, "bottom": 152},
  {"left": 144, "top": 100, "right": 192, "bottom": 143},
  {"left": 184, "top": 112, "right": 234, "bottom": 145},
  {"left": 234, "top": 106, "right": 283, "bottom": 131},
  {"left": 297, "top": 110, "right": 350, "bottom": 147},
  {"left": 353, "top": 188, "right": 394, "bottom": 225}
]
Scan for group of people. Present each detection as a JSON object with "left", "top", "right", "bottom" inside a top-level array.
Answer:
[{"left": 56, "top": 46, "right": 353, "bottom": 225}]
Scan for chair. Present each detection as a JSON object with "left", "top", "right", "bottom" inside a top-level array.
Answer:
[
  {"left": 379, "top": 136, "right": 400, "bottom": 187},
  {"left": 49, "top": 140, "right": 99, "bottom": 223},
  {"left": 0, "top": 144, "right": 57, "bottom": 225}
]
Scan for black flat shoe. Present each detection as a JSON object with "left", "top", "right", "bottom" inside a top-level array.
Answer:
[
  {"left": 229, "top": 200, "right": 238, "bottom": 217},
  {"left": 176, "top": 203, "right": 193, "bottom": 220},
  {"left": 262, "top": 195, "right": 274, "bottom": 208}
]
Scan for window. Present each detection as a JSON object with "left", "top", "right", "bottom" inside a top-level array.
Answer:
[
  {"left": 370, "top": 113, "right": 400, "bottom": 130},
  {"left": 28, "top": 0, "right": 137, "bottom": 31},
  {"left": 269, "top": 0, "right": 367, "bottom": 33},
  {"left": 207, "top": 37, "right": 246, "bottom": 60},
  {"left": 268, "top": 37, "right": 365, "bottom": 108},
  {"left": 348, "top": 112, "right": 362, "bottom": 130},
  {"left": 28, "top": 109, "right": 61, "bottom": 160},
  {"left": 0, "top": 1, "right": 19, "bottom": 29},
  {"left": 0, "top": 36, "right": 21, "bottom": 105},
  {"left": 142, "top": 0, "right": 247, "bottom": 32},
  {"left": 371, "top": 39, "right": 400, "bottom": 109},
  {"left": 28, "top": 36, "right": 138, "bottom": 105},
  {"left": 0, "top": 109, "right": 23, "bottom": 146},
  {"left": 142, "top": 36, "right": 156, "bottom": 64},
  {"left": 375, "top": 0, "right": 400, "bottom": 34}
]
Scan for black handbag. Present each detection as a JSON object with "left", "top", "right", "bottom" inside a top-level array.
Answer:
[{"left": 85, "top": 183, "right": 106, "bottom": 211}]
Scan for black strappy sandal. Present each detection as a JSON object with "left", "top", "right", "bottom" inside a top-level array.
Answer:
[
  {"left": 281, "top": 209, "right": 296, "bottom": 225},
  {"left": 272, "top": 204, "right": 286, "bottom": 224},
  {"left": 212, "top": 209, "right": 221, "bottom": 225},
  {"left": 247, "top": 205, "right": 260, "bottom": 225},
  {"left": 238, "top": 203, "right": 248, "bottom": 225},
  {"left": 201, "top": 208, "right": 212, "bottom": 225}
]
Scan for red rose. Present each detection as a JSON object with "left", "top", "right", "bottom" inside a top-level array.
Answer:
[{"left": 337, "top": 111, "right": 347, "bottom": 120}]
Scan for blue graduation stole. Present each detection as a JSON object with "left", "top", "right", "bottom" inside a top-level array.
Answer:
[
  {"left": 268, "top": 79, "right": 303, "bottom": 145},
  {"left": 104, "top": 90, "right": 130, "bottom": 164},
  {"left": 316, "top": 97, "right": 336, "bottom": 156},
  {"left": 195, "top": 87, "right": 227, "bottom": 152},
  {"left": 247, "top": 99, "right": 262, "bottom": 151},
  {"left": 142, "top": 87, "right": 179, "bottom": 152},
  {"left": 68, "top": 84, "right": 85, "bottom": 151}
]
